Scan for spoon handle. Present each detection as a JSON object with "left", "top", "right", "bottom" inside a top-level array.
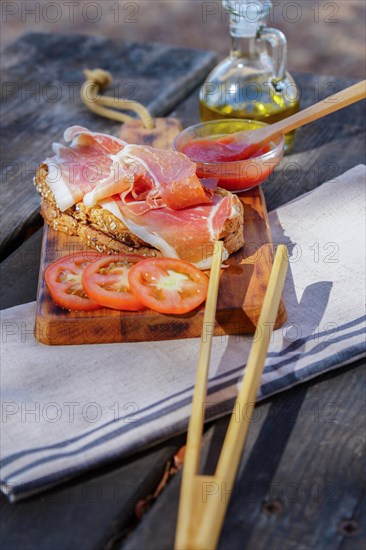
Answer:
[{"left": 254, "top": 80, "right": 366, "bottom": 142}]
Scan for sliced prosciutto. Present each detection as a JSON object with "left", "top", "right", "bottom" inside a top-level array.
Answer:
[
  {"left": 42, "top": 126, "right": 242, "bottom": 268},
  {"left": 100, "top": 193, "right": 241, "bottom": 268},
  {"left": 83, "top": 145, "right": 213, "bottom": 210},
  {"left": 122, "top": 145, "right": 212, "bottom": 210},
  {"left": 83, "top": 155, "right": 154, "bottom": 208},
  {"left": 45, "top": 126, "right": 126, "bottom": 211}
]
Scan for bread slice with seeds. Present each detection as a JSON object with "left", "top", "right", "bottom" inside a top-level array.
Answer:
[{"left": 35, "top": 163, "right": 244, "bottom": 259}]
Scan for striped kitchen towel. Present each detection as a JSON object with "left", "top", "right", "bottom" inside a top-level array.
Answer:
[{"left": 1, "top": 165, "right": 365, "bottom": 502}]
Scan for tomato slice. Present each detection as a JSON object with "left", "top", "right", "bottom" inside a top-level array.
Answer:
[
  {"left": 128, "top": 258, "right": 209, "bottom": 314},
  {"left": 45, "top": 251, "right": 103, "bottom": 311},
  {"left": 82, "top": 255, "right": 146, "bottom": 311}
]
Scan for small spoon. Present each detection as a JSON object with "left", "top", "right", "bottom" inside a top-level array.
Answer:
[{"left": 187, "top": 80, "right": 366, "bottom": 162}]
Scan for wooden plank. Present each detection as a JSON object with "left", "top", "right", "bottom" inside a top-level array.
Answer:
[
  {"left": 0, "top": 32, "right": 217, "bottom": 260},
  {"left": 122, "top": 361, "right": 366, "bottom": 550},
  {"left": 340, "top": 493, "right": 366, "bottom": 550},
  {"left": 0, "top": 228, "right": 43, "bottom": 310},
  {"left": 34, "top": 188, "right": 286, "bottom": 345},
  {"left": 0, "top": 436, "right": 185, "bottom": 550}
]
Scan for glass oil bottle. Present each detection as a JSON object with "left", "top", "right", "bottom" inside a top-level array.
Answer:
[{"left": 200, "top": 0, "right": 300, "bottom": 150}]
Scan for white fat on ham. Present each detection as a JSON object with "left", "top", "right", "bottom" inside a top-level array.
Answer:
[
  {"left": 99, "top": 198, "right": 179, "bottom": 259},
  {"left": 44, "top": 126, "right": 126, "bottom": 211},
  {"left": 99, "top": 194, "right": 235, "bottom": 269},
  {"left": 45, "top": 157, "right": 75, "bottom": 212},
  {"left": 83, "top": 153, "right": 138, "bottom": 207},
  {"left": 64, "top": 126, "right": 127, "bottom": 153}
]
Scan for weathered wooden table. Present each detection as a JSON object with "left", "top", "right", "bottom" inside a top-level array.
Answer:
[{"left": 1, "top": 33, "right": 365, "bottom": 550}]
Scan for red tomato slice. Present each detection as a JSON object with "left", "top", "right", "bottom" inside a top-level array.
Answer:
[
  {"left": 45, "top": 251, "right": 103, "bottom": 311},
  {"left": 128, "top": 258, "right": 209, "bottom": 314},
  {"left": 82, "top": 255, "right": 146, "bottom": 311}
]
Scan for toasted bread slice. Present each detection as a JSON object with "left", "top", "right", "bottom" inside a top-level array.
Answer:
[{"left": 35, "top": 163, "right": 244, "bottom": 258}]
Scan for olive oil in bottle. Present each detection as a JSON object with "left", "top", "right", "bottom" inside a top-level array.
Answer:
[{"left": 200, "top": 0, "right": 300, "bottom": 150}]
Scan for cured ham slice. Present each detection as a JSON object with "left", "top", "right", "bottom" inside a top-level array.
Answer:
[
  {"left": 45, "top": 126, "right": 126, "bottom": 211},
  {"left": 83, "top": 145, "right": 214, "bottom": 210},
  {"left": 122, "top": 145, "right": 212, "bottom": 210},
  {"left": 40, "top": 126, "right": 243, "bottom": 269},
  {"left": 63, "top": 126, "right": 126, "bottom": 155},
  {"left": 101, "top": 193, "right": 239, "bottom": 268},
  {"left": 83, "top": 156, "right": 154, "bottom": 208}
]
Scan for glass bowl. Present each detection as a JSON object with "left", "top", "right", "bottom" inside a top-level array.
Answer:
[{"left": 173, "top": 119, "right": 285, "bottom": 192}]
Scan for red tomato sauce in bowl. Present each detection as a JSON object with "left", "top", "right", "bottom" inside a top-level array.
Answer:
[{"left": 173, "top": 120, "right": 284, "bottom": 192}]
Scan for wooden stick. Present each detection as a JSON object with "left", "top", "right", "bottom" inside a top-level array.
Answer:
[
  {"left": 175, "top": 244, "right": 289, "bottom": 550},
  {"left": 238, "top": 80, "right": 366, "bottom": 147},
  {"left": 175, "top": 241, "right": 223, "bottom": 550}
]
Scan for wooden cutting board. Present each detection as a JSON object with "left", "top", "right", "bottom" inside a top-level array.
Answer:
[
  {"left": 35, "top": 117, "right": 286, "bottom": 345},
  {"left": 35, "top": 186, "right": 287, "bottom": 345}
]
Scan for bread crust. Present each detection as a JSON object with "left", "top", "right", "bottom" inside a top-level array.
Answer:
[{"left": 35, "top": 163, "right": 244, "bottom": 257}]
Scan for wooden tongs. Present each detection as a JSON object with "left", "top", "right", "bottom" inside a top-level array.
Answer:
[{"left": 175, "top": 242, "right": 289, "bottom": 550}]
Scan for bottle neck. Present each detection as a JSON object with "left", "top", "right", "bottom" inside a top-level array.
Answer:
[{"left": 230, "top": 35, "right": 258, "bottom": 59}]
